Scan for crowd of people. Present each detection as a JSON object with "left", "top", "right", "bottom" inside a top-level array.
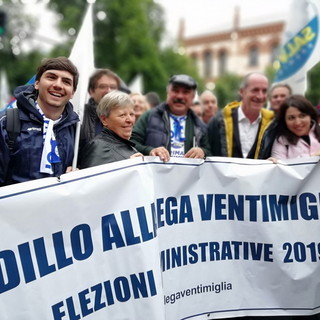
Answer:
[
  {"left": 0, "top": 57, "right": 319, "bottom": 319},
  {"left": 1, "top": 56, "right": 320, "bottom": 186}
]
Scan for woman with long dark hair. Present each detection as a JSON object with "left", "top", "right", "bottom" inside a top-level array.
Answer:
[{"left": 271, "top": 95, "right": 320, "bottom": 160}]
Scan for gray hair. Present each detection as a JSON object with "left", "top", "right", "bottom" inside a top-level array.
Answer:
[
  {"left": 239, "top": 72, "right": 268, "bottom": 90},
  {"left": 97, "top": 90, "right": 133, "bottom": 117},
  {"left": 268, "top": 83, "right": 292, "bottom": 98}
]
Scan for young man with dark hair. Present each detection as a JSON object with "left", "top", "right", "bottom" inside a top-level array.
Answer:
[{"left": 0, "top": 57, "right": 79, "bottom": 186}]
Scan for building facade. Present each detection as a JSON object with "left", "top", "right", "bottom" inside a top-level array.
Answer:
[{"left": 180, "top": 8, "right": 284, "bottom": 86}]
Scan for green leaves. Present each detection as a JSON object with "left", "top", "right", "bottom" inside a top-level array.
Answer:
[{"left": 47, "top": 0, "right": 199, "bottom": 98}]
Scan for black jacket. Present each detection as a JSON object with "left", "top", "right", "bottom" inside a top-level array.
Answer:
[
  {"left": 79, "top": 98, "right": 103, "bottom": 151},
  {"left": 258, "top": 119, "right": 279, "bottom": 159},
  {"left": 78, "top": 128, "right": 138, "bottom": 169}
]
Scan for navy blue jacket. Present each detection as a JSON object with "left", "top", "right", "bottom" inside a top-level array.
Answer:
[
  {"left": 0, "top": 84, "right": 79, "bottom": 186},
  {"left": 130, "top": 102, "right": 211, "bottom": 156}
]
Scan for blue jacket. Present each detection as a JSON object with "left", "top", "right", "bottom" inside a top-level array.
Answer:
[{"left": 0, "top": 84, "right": 79, "bottom": 186}]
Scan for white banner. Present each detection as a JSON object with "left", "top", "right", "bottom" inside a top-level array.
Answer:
[{"left": 0, "top": 157, "right": 319, "bottom": 319}]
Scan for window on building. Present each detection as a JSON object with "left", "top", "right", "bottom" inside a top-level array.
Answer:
[
  {"left": 203, "top": 51, "right": 213, "bottom": 78},
  {"left": 249, "top": 46, "right": 259, "bottom": 66},
  {"left": 218, "top": 50, "right": 227, "bottom": 76}
]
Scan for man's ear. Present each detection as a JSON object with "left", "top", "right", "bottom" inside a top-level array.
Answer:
[
  {"left": 34, "top": 80, "right": 39, "bottom": 90},
  {"left": 89, "top": 88, "right": 94, "bottom": 96},
  {"left": 239, "top": 88, "right": 244, "bottom": 99}
]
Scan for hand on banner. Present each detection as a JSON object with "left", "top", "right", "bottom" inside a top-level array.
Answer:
[
  {"left": 66, "top": 166, "right": 79, "bottom": 173},
  {"left": 184, "top": 147, "right": 205, "bottom": 159},
  {"left": 149, "top": 147, "right": 170, "bottom": 162},
  {"left": 267, "top": 157, "right": 278, "bottom": 164},
  {"left": 130, "top": 152, "right": 144, "bottom": 159}
]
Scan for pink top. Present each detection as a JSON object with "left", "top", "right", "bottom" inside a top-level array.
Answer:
[{"left": 271, "top": 126, "right": 320, "bottom": 160}]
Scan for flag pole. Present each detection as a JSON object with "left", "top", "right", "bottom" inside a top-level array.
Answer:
[
  {"left": 68, "top": 3, "right": 95, "bottom": 169},
  {"left": 72, "top": 122, "right": 81, "bottom": 169}
]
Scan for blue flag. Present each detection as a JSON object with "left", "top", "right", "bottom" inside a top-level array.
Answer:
[{"left": 273, "top": 0, "right": 320, "bottom": 94}]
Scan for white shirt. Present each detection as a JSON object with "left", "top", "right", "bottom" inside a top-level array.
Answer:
[{"left": 238, "top": 106, "right": 261, "bottom": 158}]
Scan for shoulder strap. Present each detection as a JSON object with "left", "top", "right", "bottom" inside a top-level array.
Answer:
[{"left": 6, "top": 108, "right": 21, "bottom": 152}]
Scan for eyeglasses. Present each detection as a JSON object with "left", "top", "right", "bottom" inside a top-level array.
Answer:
[{"left": 96, "top": 84, "right": 118, "bottom": 90}]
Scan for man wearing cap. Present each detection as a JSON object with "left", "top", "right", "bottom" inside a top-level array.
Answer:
[{"left": 130, "top": 74, "right": 210, "bottom": 161}]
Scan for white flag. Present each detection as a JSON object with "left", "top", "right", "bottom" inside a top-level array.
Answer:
[
  {"left": 273, "top": 0, "right": 320, "bottom": 94},
  {"left": 69, "top": 3, "right": 95, "bottom": 121},
  {"left": 69, "top": 3, "right": 95, "bottom": 169},
  {"left": 128, "top": 73, "right": 144, "bottom": 94}
]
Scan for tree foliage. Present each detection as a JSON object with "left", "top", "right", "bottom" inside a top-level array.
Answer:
[
  {"left": 94, "top": 0, "right": 167, "bottom": 94},
  {"left": 214, "top": 73, "right": 242, "bottom": 109},
  {"left": 0, "top": 1, "right": 43, "bottom": 90},
  {"left": 47, "top": 0, "right": 200, "bottom": 97},
  {"left": 0, "top": 0, "right": 201, "bottom": 98},
  {"left": 306, "top": 62, "right": 320, "bottom": 106}
]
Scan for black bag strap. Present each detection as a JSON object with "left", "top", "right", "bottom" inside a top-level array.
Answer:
[
  {"left": 6, "top": 107, "right": 20, "bottom": 153},
  {"left": 3, "top": 108, "right": 20, "bottom": 186}
]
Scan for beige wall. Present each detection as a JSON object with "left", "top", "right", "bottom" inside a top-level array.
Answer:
[{"left": 182, "top": 22, "right": 284, "bottom": 83}]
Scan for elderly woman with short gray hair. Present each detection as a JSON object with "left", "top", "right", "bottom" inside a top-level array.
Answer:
[{"left": 79, "top": 91, "right": 142, "bottom": 168}]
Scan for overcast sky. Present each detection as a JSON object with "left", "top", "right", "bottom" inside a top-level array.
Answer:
[
  {"left": 156, "top": 0, "right": 292, "bottom": 42},
  {"left": 25, "top": 0, "right": 293, "bottom": 50}
]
